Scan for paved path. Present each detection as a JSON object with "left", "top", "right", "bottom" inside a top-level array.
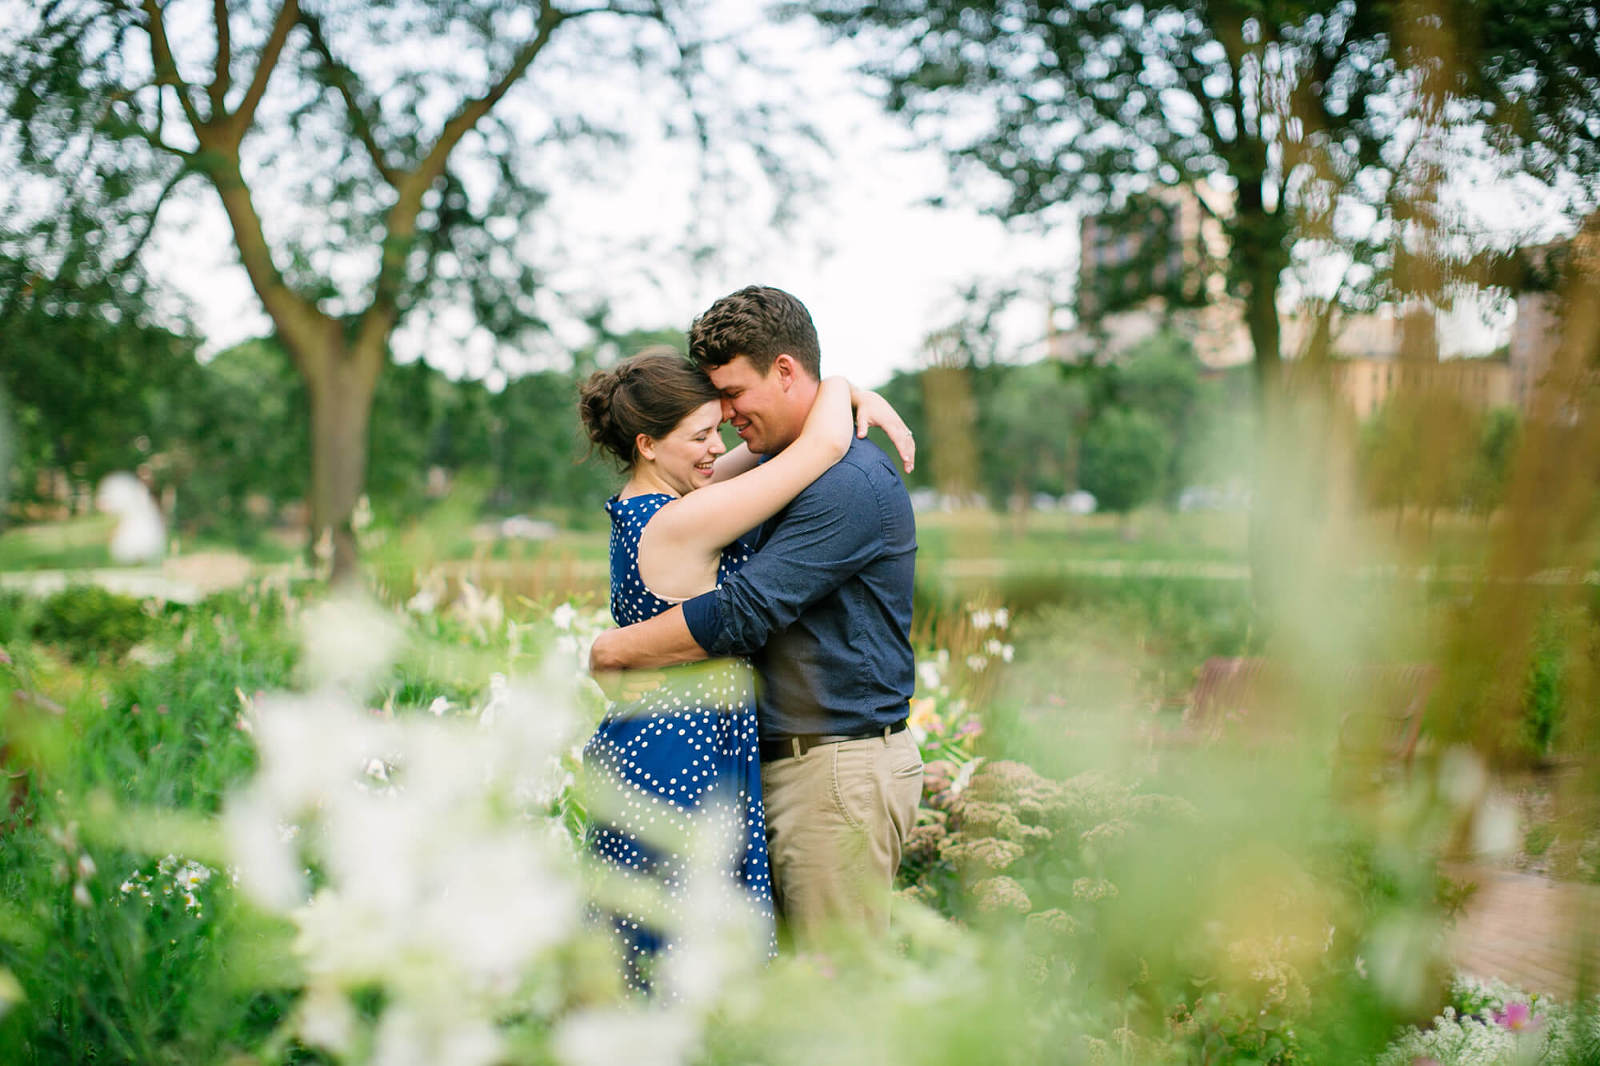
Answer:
[{"left": 1448, "top": 863, "right": 1600, "bottom": 999}]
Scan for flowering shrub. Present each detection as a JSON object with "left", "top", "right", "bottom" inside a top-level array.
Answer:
[{"left": 1373, "top": 974, "right": 1600, "bottom": 1065}]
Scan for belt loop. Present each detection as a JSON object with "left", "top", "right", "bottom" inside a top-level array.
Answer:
[
  {"left": 791, "top": 736, "right": 803, "bottom": 760},
  {"left": 882, "top": 724, "right": 891, "bottom": 744}
]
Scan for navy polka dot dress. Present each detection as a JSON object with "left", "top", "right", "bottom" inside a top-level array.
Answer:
[{"left": 583, "top": 492, "right": 776, "bottom": 993}]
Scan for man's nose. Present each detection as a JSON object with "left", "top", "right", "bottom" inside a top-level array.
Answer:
[{"left": 720, "top": 397, "right": 735, "bottom": 421}]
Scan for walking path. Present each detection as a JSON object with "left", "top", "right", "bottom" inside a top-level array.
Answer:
[{"left": 1449, "top": 862, "right": 1600, "bottom": 999}]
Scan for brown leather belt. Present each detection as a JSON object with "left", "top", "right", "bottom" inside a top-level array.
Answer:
[{"left": 759, "top": 719, "right": 908, "bottom": 762}]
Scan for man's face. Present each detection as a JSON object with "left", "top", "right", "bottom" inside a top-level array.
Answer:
[{"left": 707, "top": 354, "right": 798, "bottom": 455}]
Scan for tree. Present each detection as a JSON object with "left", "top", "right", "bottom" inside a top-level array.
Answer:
[
  {"left": 4, "top": 0, "right": 802, "bottom": 578},
  {"left": 811, "top": 1, "right": 1600, "bottom": 397},
  {"left": 0, "top": 257, "right": 204, "bottom": 522},
  {"left": 1078, "top": 408, "right": 1170, "bottom": 524}
]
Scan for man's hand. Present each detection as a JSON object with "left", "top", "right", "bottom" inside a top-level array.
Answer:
[{"left": 587, "top": 607, "right": 709, "bottom": 673}]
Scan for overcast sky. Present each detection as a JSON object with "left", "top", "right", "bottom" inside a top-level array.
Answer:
[{"left": 138, "top": 3, "right": 1544, "bottom": 388}]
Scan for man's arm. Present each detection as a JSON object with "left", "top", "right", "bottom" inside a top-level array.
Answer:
[{"left": 589, "top": 604, "right": 709, "bottom": 673}]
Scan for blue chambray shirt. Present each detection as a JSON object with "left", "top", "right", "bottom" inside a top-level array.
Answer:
[{"left": 681, "top": 436, "right": 917, "bottom": 738}]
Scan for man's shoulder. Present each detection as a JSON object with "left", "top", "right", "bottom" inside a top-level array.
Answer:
[{"left": 835, "top": 437, "right": 909, "bottom": 488}]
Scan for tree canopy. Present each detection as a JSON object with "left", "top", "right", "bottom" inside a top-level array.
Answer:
[
  {"left": 811, "top": 0, "right": 1600, "bottom": 384},
  {"left": 2, "top": 0, "right": 804, "bottom": 576}
]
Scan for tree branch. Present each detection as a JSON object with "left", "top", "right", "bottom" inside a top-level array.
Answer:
[
  {"left": 210, "top": 0, "right": 232, "bottom": 118},
  {"left": 114, "top": 167, "right": 192, "bottom": 273},
  {"left": 226, "top": 0, "right": 299, "bottom": 143},
  {"left": 206, "top": 154, "right": 331, "bottom": 369},
  {"left": 299, "top": 10, "right": 401, "bottom": 186},
  {"left": 353, "top": 6, "right": 573, "bottom": 359},
  {"left": 140, "top": 0, "right": 205, "bottom": 131}
]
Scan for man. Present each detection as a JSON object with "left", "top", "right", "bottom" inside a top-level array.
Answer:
[{"left": 589, "top": 285, "right": 922, "bottom": 945}]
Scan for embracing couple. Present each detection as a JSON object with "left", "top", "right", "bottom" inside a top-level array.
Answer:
[{"left": 580, "top": 285, "right": 923, "bottom": 990}]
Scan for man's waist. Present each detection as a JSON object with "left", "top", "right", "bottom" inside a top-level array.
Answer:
[{"left": 759, "top": 718, "right": 908, "bottom": 762}]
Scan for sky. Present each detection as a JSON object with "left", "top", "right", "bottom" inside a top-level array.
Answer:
[
  {"left": 144, "top": 10, "right": 1065, "bottom": 390},
  {"left": 135, "top": 2, "right": 1540, "bottom": 390}
]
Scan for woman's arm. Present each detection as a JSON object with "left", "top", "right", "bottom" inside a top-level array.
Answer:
[
  {"left": 635, "top": 377, "right": 854, "bottom": 599},
  {"left": 714, "top": 385, "right": 914, "bottom": 484},
  {"left": 710, "top": 441, "right": 760, "bottom": 484},
  {"left": 848, "top": 383, "right": 916, "bottom": 473}
]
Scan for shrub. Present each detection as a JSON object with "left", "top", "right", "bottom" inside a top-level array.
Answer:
[{"left": 28, "top": 585, "right": 155, "bottom": 660}]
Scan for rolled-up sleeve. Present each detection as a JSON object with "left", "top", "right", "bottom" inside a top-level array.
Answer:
[{"left": 682, "top": 465, "right": 880, "bottom": 658}]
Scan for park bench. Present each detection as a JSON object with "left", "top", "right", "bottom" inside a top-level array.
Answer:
[{"left": 1183, "top": 656, "right": 1438, "bottom": 765}]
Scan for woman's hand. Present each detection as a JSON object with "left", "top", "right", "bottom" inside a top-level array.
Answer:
[{"left": 848, "top": 383, "right": 916, "bottom": 473}]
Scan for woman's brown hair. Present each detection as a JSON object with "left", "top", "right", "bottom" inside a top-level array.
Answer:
[{"left": 578, "top": 346, "right": 722, "bottom": 470}]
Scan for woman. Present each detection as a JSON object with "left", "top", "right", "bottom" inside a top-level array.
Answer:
[{"left": 576, "top": 346, "right": 909, "bottom": 993}]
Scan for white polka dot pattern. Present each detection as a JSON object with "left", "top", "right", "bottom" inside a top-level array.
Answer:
[{"left": 582, "top": 492, "right": 775, "bottom": 994}]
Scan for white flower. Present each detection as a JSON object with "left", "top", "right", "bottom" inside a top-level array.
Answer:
[
  {"left": 993, "top": 608, "right": 1010, "bottom": 629},
  {"left": 0, "top": 968, "right": 22, "bottom": 1020},
  {"left": 299, "top": 594, "right": 405, "bottom": 693},
  {"left": 551, "top": 603, "right": 577, "bottom": 631},
  {"left": 555, "top": 1008, "right": 699, "bottom": 1066},
  {"left": 969, "top": 607, "right": 994, "bottom": 630},
  {"left": 1473, "top": 793, "right": 1520, "bottom": 858},
  {"left": 966, "top": 654, "right": 989, "bottom": 672},
  {"left": 427, "top": 697, "right": 453, "bottom": 717}
]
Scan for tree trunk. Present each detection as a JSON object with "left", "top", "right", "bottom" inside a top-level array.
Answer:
[
  {"left": 1235, "top": 190, "right": 1291, "bottom": 615},
  {"left": 302, "top": 339, "right": 381, "bottom": 584}
]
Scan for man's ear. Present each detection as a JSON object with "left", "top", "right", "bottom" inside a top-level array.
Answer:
[
  {"left": 635, "top": 433, "right": 656, "bottom": 461},
  {"left": 773, "top": 353, "right": 796, "bottom": 391}
]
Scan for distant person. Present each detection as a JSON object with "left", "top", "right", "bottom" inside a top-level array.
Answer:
[
  {"left": 591, "top": 286, "right": 922, "bottom": 948},
  {"left": 577, "top": 341, "right": 912, "bottom": 990}
]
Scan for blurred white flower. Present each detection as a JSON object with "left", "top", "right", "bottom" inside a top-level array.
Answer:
[
  {"left": 555, "top": 1008, "right": 699, "bottom": 1066},
  {"left": 993, "top": 607, "right": 1010, "bottom": 629},
  {"left": 966, "top": 654, "right": 989, "bottom": 672},
  {"left": 297, "top": 985, "right": 356, "bottom": 1054},
  {"left": 1439, "top": 745, "right": 1488, "bottom": 809},
  {"left": 299, "top": 594, "right": 405, "bottom": 693},
  {"left": 371, "top": 1004, "right": 502, "bottom": 1066},
  {"left": 552, "top": 603, "right": 577, "bottom": 631},
  {"left": 427, "top": 696, "right": 453, "bottom": 717},
  {"left": 969, "top": 607, "right": 994, "bottom": 630},
  {"left": 1473, "top": 793, "right": 1520, "bottom": 858},
  {"left": 0, "top": 968, "right": 22, "bottom": 1020},
  {"left": 450, "top": 581, "right": 504, "bottom": 637},
  {"left": 96, "top": 472, "right": 165, "bottom": 564}
]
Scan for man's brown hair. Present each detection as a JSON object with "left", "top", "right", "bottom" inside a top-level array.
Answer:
[{"left": 688, "top": 286, "right": 821, "bottom": 379}]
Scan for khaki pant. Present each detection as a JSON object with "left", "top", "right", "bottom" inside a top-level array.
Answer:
[{"left": 761, "top": 728, "right": 923, "bottom": 946}]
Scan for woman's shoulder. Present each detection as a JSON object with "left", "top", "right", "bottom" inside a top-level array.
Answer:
[{"left": 606, "top": 491, "right": 676, "bottom": 528}]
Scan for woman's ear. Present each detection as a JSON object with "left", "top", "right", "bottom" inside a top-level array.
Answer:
[{"left": 635, "top": 433, "right": 656, "bottom": 461}]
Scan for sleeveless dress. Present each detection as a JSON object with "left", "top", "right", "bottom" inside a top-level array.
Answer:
[{"left": 582, "top": 492, "right": 776, "bottom": 993}]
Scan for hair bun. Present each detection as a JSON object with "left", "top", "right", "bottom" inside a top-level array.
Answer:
[{"left": 576, "top": 348, "right": 721, "bottom": 472}]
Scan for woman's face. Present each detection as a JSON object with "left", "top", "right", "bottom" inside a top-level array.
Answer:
[{"left": 645, "top": 399, "right": 726, "bottom": 495}]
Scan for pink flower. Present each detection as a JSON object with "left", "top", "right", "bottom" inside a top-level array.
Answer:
[
  {"left": 956, "top": 719, "right": 984, "bottom": 739},
  {"left": 1493, "top": 1002, "right": 1541, "bottom": 1031}
]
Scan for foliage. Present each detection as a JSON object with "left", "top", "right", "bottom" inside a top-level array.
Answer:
[
  {"left": 1, "top": 0, "right": 815, "bottom": 576},
  {"left": 27, "top": 586, "right": 156, "bottom": 661},
  {"left": 811, "top": 0, "right": 1600, "bottom": 385},
  {"left": 0, "top": 263, "right": 204, "bottom": 520},
  {"left": 1373, "top": 974, "right": 1600, "bottom": 1065},
  {"left": 1078, "top": 408, "right": 1171, "bottom": 516}
]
